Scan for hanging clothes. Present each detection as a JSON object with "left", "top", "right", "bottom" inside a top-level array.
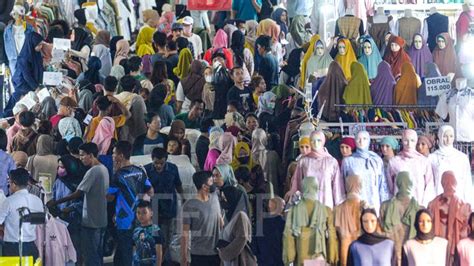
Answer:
[
  {"left": 417, "top": 62, "right": 441, "bottom": 106},
  {"left": 368, "top": 16, "right": 392, "bottom": 50},
  {"left": 384, "top": 36, "right": 411, "bottom": 77},
  {"left": 343, "top": 62, "right": 372, "bottom": 104},
  {"left": 456, "top": 9, "right": 474, "bottom": 42},
  {"left": 424, "top": 12, "right": 449, "bottom": 52},
  {"left": 335, "top": 38, "right": 357, "bottom": 80},
  {"left": 358, "top": 36, "right": 382, "bottom": 79},
  {"left": 394, "top": 63, "right": 421, "bottom": 105},
  {"left": 432, "top": 33, "right": 457, "bottom": 76},
  {"left": 407, "top": 33, "right": 433, "bottom": 79},
  {"left": 335, "top": 15, "right": 364, "bottom": 42},
  {"left": 395, "top": 17, "right": 421, "bottom": 47},
  {"left": 371, "top": 61, "right": 396, "bottom": 105},
  {"left": 318, "top": 61, "right": 348, "bottom": 122}
]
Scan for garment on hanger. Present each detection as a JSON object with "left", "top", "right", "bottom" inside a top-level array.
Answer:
[
  {"left": 318, "top": 61, "right": 348, "bottom": 121},
  {"left": 343, "top": 62, "right": 372, "bottom": 104},
  {"left": 424, "top": 12, "right": 449, "bottom": 51},
  {"left": 417, "top": 62, "right": 440, "bottom": 106},
  {"left": 395, "top": 17, "right": 421, "bottom": 47},
  {"left": 358, "top": 36, "right": 382, "bottom": 79},
  {"left": 432, "top": 33, "right": 457, "bottom": 76},
  {"left": 371, "top": 61, "right": 396, "bottom": 105},
  {"left": 368, "top": 16, "right": 392, "bottom": 50},
  {"left": 456, "top": 9, "right": 474, "bottom": 42},
  {"left": 384, "top": 36, "right": 411, "bottom": 77},
  {"left": 335, "top": 38, "right": 357, "bottom": 80},
  {"left": 36, "top": 216, "right": 77, "bottom": 266},
  {"left": 407, "top": 33, "right": 433, "bottom": 79},
  {"left": 335, "top": 15, "right": 364, "bottom": 42}
]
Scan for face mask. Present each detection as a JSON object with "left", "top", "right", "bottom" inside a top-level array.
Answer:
[
  {"left": 205, "top": 75, "right": 213, "bottom": 83},
  {"left": 57, "top": 167, "right": 67, "bottom": 177},
  {"left": 208, "top": 184, "right": 217, "bottom": 193},
  {"left": 238, "top": 156, "right": 250, "bottom": 164}
]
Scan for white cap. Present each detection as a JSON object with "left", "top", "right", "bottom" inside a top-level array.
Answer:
[{"left": 182, "top": 16, "right": 194, "bottom": 25}]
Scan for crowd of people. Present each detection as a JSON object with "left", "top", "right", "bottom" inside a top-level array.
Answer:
[{"left": 0, "top": 0, "right": 473, "bottom": 266}]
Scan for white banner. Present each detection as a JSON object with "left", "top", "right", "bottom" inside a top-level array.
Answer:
[{"left": 425, "top": 76, "right": 451, "bottom": 96}]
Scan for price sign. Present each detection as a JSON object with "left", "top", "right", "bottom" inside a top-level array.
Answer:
[{"left": 425, "top": 76, "right": 451, "bottom": 96}]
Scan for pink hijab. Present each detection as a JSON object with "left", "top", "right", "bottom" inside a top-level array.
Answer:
[
  {"left": 92, "top": 117, "right": 115, "bottom": 155},
  {"left": 213, "top": 29, "right": 228, "bottom": 49},
  {"left": 216, "top": 132, "right": 236, "bottom": 165},
  {"left": 399, "top": 129, "right": 424, "bottom": 159},
  {"left": 306, "top": 131, "right": 332, "bottom": 158},
  {"left": 114, "top": 39, "right": 130, "bottom": 66},
  {"left": 158, "top": 11, "right": 176, "bottom": 36}
]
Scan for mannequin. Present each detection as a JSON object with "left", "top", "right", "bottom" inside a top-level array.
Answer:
[
  {"left": 283, "top": 175, "right": 338, "bottom": 266},
  {"left": 368, "top": 9, "right": 392, "bottom": 51},
  {"left": 3, "top": 4, "right": 33, "bottom": 76},
  {"left": 373, "top": 7, "right": 388, "bottom": 23},
  {"left": 432, "top": 33, "right": 457, "bottom": 76},
  {"left": 455, "top": 212, "right": 474, "bottom": 265},
  {"left": 407, "top": 34, "right": 433, "bottom": 78},
  {"left": 334, "top": 175, "right": 365, "bottom": 266},
  {"left": 286, "top": 131, "right": 345, "bottom": 208},
  {"left": 358, "top": 36, "right": 382, "bottom": 79},
  {"left": 383, "top": 36, "right": 412, "bottom": 77},
  {"left": 423, "top": 7, "right": 449, "bottom": 51},
  {"left": 342, "top": 131, "right": 390, "bottom": 212},
  {"left": 339, "top": 0, "right": 373, "bottom": 30},
  {"left": 428, "top": 171, "right": 471, "bottom": 265},
  {"left": 380, "top": 172, "right": 420, "bottom": 266},
  {"left": 394, "top": 10, "right": 421, "bottom": 47},
  {"left": 386, "top": 129, "right": 435, "bottom": 207},
  {"left": 428, "top": 125, "right": 473, "bottom": 206},
  {"left": 435, "top": 78, "right": 474, "bottom": 142},
  {"left": 402, "top": 209, "right": 449, "bottom": 266},
  {"left": 456, "top": 3, "right": 474, "bottom": 43},
  {"left": 335, "top": 9, "right": 364, "bottom": 42},
  {"left": 335, "top": 38, "right": 357, "bottom": 80},
  {"left": 416, "top": 135, "right": 433, "bottom": 157},
  {"left": 380, "top": 136, "right": 398, "bottom": 173},
  {"left": 347, "top": 208, "right": 394, "bottom": 266}
]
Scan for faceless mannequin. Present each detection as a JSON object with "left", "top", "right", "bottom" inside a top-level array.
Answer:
[
  {"left": 363, "top": 41, "right": 373, "bottom": 56},
  {"left": 5, "top": 4, "right": 29, "bottom": 76},
  {"left": 462, "top": 3, "right": 470, "bottom": 12},
  {"left": 413, "top": 35, "right": 423, "bottom": 50},
  {"left": 455, "top": 78, "right": 467, "bottom": 90},
  {"left": 346, "top": 7, "right": 355, "bottom": 16},
  {"left": 373, "top": 7, "right": 388, "bottom": 24},
  {"left": 299, "top": 121, "right": 315, "bottom": 138},
  {"left": 338, "top": 42, "right": 347, "bottom": 56},
  {"left": 436, "top": 36, "right": 446, "bottom": 50},
  {"left": 404, "top": 9, "right": 413, "bottom": 18},
  {"left": 429, "top": 7, "right": 438, "bottom": 15},
  {"left": 391, "top": 42, "right": 401, "bottom": 52}
]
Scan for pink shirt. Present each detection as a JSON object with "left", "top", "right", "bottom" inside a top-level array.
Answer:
[
  {"left": 290, "top": 155, "right": 345, "bottom": 208},
  {"left": 36, "top": 217, "right": 77, "bottom": 266},
  {"left": 204, "top": 149, "right": 220, "bottom": 171},
  {"left": 456, "top": 238, "right": 474, "bottom": 266}
]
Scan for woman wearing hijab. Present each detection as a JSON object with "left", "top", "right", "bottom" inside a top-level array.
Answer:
[
  {"left": 58, "top": 117, "right": 82, "bottom": 142},
  {"left": 371, "top": 61, "right": 396, "bottom": 105},
  {"left": 69, "top": 27, "right": 92, "bottom": 71},
  {"left": 92, "top": 116, "right": 115, "bottom": 155},
  {"left": 394, "top": 62, "right": 421, "bottom": 105},
  {"left": 203, "top": 29, "right": 234, "bottom": 69},
  {"left": 109, "top": 36, "right": 124, "bottom": 61},
  {"left": 177, "top": 60, "right": 206, "bottom": 113},
  {"left": 230, "top": 30, "right": 254, "bottom": 86},
  {"left": 245, "top": 20, "right": 259, "bottom": 55},
  {"left": 454, "top": 212, "right": 474, "bottom": 265},
  {"left": 417, "top": 63, "right": 441, "bottom": 106},
  {"left": 317, "top": 61, "right": 348, "bottom": 121},
  {"left": 93, "top": 42, "right": 112, "bottom": 77},
  {"left": 76, "top": 56, "right": 104, "bottom": 85},
  {"left": 173, "top": 47, "right": 193, "bottom": 80},
  {"left": 252, "top": 128, "right": 282, "bottom": 196},
  {"left": 300, "top": 35, "right": 333, "bottom": 88},
  {"left": 335, "top": 38, "right": 357, "bottom": 80},
  {"left": 7, "top": 32, "right": 44, "bottom": 114},
  {"left": 402, "top": 209, "right": 448, "bottom": 266},
  {"left": 168, "top": 120, "right": 191, "bottom": 158},
  {"left": 343, "top": 62, "right": 372, "bottom": 104},
  {"left": 231, "top": 141, "right": 253, "bottom": 170},
  {"left": 347, "top": 208, "right": 394, "bottom": 266},
  {"left": 256, "top": 19, "right": 283, "bottom": 67},
  {"left": 432, "top": 33, "right": 457, "bottom": 76},
  {"left": 136, "top": 24, "right": 156, "bottom": 57},
  {"left": 257, "top": 91, "right": 278, "bottom": 133},
  {"left": 94, "top": 30, "right": 110, "bottom": 47},
  {"left": 204, "top": 126, "right": 224, "bottom": 171},
  {"left": 287, "top": 15, "right": 311, "bottom": 55},
  {"left": 272, "top": 8, "right": 288, "bottom": 37},
  {"left": 358, "top": 36, "right": 383, "bottom": 80},
  {"left": 26, "top": 134, "right": 59, "bottom": 182},
  {"left": 384, "top": 36, "right": 412, "bottom": 77},
  {"left": 408, "top": 34, "right": 433, "bottom": 78},
  {"left": 113, "top": 39, "right": 130, "bottom": 66}
]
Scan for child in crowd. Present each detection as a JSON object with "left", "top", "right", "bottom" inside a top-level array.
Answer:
[{"left": 133, "top": 200, "right": 163, "bottom": 266}]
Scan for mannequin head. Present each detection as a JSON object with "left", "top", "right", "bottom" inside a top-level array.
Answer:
[
  {"left": 299, "top": 137, "right": 311, "bottom": 156},
  {"left": 438, "top": 125, "right": 455, "bottom": 148},
  {"left": 377, "top": 7, "right": 385, "bottom": 15},
  {"left": 413, "top": 35, "right": 423, "bottom": 50},
  {"left": 436, "top": 36, "right": 446, "bottom": 50},
  {"left": 441, "top": 171, "right": 457, "bottom": 196},
  {"left": 363, "top": 40, "right": 373, "bottom": 56},
  {"left": 10, "top": 5, "right": 25, "bottom": 24},
  {"left": 356, "top": 131, "right": 371, "bottom": 150},
  {"left": 337, "top": 40, "right": 346, "bottom": 56},
  {"left": 361, "top": 209, "right": 378, "bottom": 234},
  {"left": 396, "top": 171, "right": 413, "bottom": 198},
  {"left": 299, "top": 122, "right": 315, "bottom": 138},
  {"left": 310, "top": 131, "right": 326, "bottom": 151},
  {"left": 456, "top": 78, "right": 467, "bottom": 90},
  {"left": 380, "top": 136, "right": 398, "bottom": 159},
  {"left": 402, "top": 129, "right": 418, "bottom": 152},
  {"left": 391, "top": 42, "right": 401, "bottom": 52},
  {"left": 416, "top": 136, "right": 433, "bottom": 156},
  {"left": 315, "top": 41, "right": 325, "bottom": 56},
  {"left": 340, "top": 137, "right": 356, "bottom": 158},
  {"left": 417, "top": 210, "right": 433, "bottom": 234}
]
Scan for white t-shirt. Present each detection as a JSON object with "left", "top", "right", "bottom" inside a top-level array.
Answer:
[
  {"left": 436, "top": 87, "right": 474, "bottom": 142},
  {"left": 13, "top": 24, "right": 26, "bottom": 54},
  {"left": 176, "top": 82, "right": 192, "bottom": 114},
  {"left": 186, "top": 33, "right": 203, "bottom": 59}
]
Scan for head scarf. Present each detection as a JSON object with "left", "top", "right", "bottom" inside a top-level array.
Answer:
[
  {"left": 371, "top": 61, "right": 396, "bottom": 105},
  {"left": 58, "top": 155, "right": 86, "bottom": 187},
  {"left": 317, "top": 61, "right": 347, "bottom": 121},
  {"left": 435, "top": 125, "right": 458, "bottom": 157},
  {"left": 173, "top": 48, "right": 193, "bottom": 79},
  {"left": 94, "top": 30, "right": 111, "bottom": 47},
  {"left": 334, "top": 175, "right": 362, "bottom": 238},
  {"left": 289, "top": 15, "right": 311, "bottom": 47},
  {"left": 343, "top": 62, "right": 372, "bottom": 104},
  {"left": 400, "top": 129, "right": 424, "bottom": 159},
  {"left": 353, "top": 131, "right": 382, "bottom": 170},
  {"left": 36, "top": 135, "right": 56, "bottom": 156},
  {"left": 214, "top": 163, "right": 237, "bottom": 188},
  {"left": 340, "top": 137, "right": 356, "bottom": 151},
  {"left": 216, "top": 132, "right": 236, "bottom": 165},
  {"left": 383, "top": 36, "right": 411, "bottom": 77},
  {"left": 381, "top": 136, "right": 399, "bottom": 151},
  {"left": 84, "top": 56, "right": 102, "bottom": 85},
  {"left": 418, "top": 135, "right": 434, "bottom": 150},
  {"left": 169, "top": 120, "right": 186, "bottom": 140},
  {"left": 414, "top": 209, "right": 435, "bottom": 241},
  {"left": 358, "top": 36, "right": 383, "bottom": 79},
  {"left": 74, "top": 9, "right": 87, "bottom": 26},
  {"left": 93, "top": 44, "right": 112, "bottom": 77},
  {"left": 408, "top": 34, "right": 433, "bottom": 78},
  {"left": 110, "top": 65, "right": 125, "bottom": 80},
  {"left": 282, "top": 48, "right": 303, "bottom": 80},
  {"left": 300, "top": 35, "right": 332, "bottom": 87},
  {"left": 110, "top": 36, "right": 124, "bottom": 60},
  {"left": 257, "top": 91, "right": 276, "bottom": 116},
  {"left": 158, "top": 11, "right": 176, "bottom": 36},
  {"left": 209, "top": 126, "right": 224, "bottom": 150},
  {"left": 58, "top": 117, "right": 82, "bottom": 141},
  {"left": 72, "top": 27, "right": 92, "bottom": 51},
  {"left": 40, "top": 97, "right": 57, "bottom": 119},
  {"left": 358, "top": 208, "right": 389, "bottom": 245},
  {"left": 136, "top": 25, "right": 156, "bottom": 57},
  {"left": 181, "top": 60, "right": 206, "bottom": 101},
  {"left": 223, "top": 24, "right": 238, "bottom": 44},
  {"left": 12, "top": 151, "right": 28, "bottom": 168},
  {"left": 272, "top": 8, "right": 288, "bottom": 36},
  {"left": 251, "top": 128, "right": 267, "bottom": 167},
  {"left": 231, "top": 141, "right": 252, "bottom": 170},
  {"left": 92, "top": 117, "right": 115, "bottom": 155},
  {"left": 257, "top": 19, "right": 280, "bottom": 42},
  {"left": 231, "top": 30, "right": 246, "bottom": 67},
  {"left": 307, "top": 131, "right": 332, "bottom": 158},
  {"left": 432, "top": 33, "right": 457, "bottom": 76},
  {"left": 16, "top": 32, "right": 44, "bottom": 88},
  {"left": 114, "top": 39, "right": 130, "bottom": 66},
  {"left": 335, "top": 39, "right": 357, "bottom": 80},
  {"left": 213, "top": 29, "right": 228, "bottom": 49},
  {"left": 394, "top": 62, "right": 419, "bottom": 105},
  {"left": 245, "top": 20, "right": 259, "bottom": 48},
  {"left": 143, "top": 9, "right": 159, "bottom": 27}
]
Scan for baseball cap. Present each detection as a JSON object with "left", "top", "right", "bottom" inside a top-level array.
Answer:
[
  {"left": 182, "top": 16, "right": 194, "bottom": 25},
  {"left": 171, "top": 23, "right": 183, "bottom": 31}
]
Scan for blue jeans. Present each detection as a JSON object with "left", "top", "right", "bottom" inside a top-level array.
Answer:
[
  {"left": 113, "top": 229, "right": 133, "bottom": 266},
  {"left": 81, "top": 226, "right": 105, "bottom": 266}
]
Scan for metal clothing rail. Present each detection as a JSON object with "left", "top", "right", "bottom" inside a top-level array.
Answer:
[{"left": 334, "top": 104, "right": 437, "bottom": 109}]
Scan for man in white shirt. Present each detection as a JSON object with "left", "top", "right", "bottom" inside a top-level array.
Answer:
[
  {"left": 182, "top": 16, "right": 203, "bottom": 59},
  {"left": 0, "top": 168, "right": 44, "bottom": 260}
]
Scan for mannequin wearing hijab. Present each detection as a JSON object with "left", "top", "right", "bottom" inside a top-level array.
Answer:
[
  {"left": 428, "top": 125, "right": 473, "bottom": 205},
  {"left": 432, "top": 33, "right": 457, "bottom": 76},
  {"left": 380, "top": 172, "right": 420, "bottom": 266},
  {"left": 334, "top": 175, "right": 366, "bottom": 266},
  {"left": 347, "top": 208, "right": 394, "bottom": 266},
  {"left": 387, "top": 129, "right": 435, "bottom": 207},
  {"left": 358, "top": 36, "right": 383, "bottom": 80},
  {"left": 317, "top": 61, "right": 348, "bottom": 122},
  {"left": 371, "top": 61, "right": 396, "bottom": 105},
  {"left": 416, "top": 135, "right": 433, "bottom": 157},
  {"left": 402, "top": 209, "right": 449, "bottom": 266},
  {"left": 302, "top": 36, "right": 333, "bottom": 88},
  {"left": 335, "top": 38, "right": 357, "bottom": 80},
  {"left": 417, "top": 62, "right": 441, "bottom": 106},
  {"left": 454, "top": 212, "right": 474, "bottom": 265},
  {"left": 407, "top": 34, "right": 433, "bottom": 78},
  {"left": 286, "top": 131, "right": 344, "bottom": 208},
  {"left": 342, "top": 131, "right": 389, "bottom": 212},
  {"left": 428, "top": 171, "right": 471, "bottom": 265},
  {"left": 380, "top": 136, "right": 399, "bottom": 171},
  {"left": 394, "top": 62, "right": 421, "bottom": 105},
  {"left": 384, "top": 36, "right": 412, "bottom": 77},
  {"left": 283, "top": 176, "right": 338, "bottom": 266},
  {"left": 343, "top": 62, "right": 372, "bottom": 104}
]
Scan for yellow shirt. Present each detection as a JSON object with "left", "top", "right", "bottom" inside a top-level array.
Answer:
[{"left": 85, "top": 115, "right": 126, "bottom": 142}]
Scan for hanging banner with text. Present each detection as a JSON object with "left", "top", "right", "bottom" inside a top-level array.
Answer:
[
  {"left": 187, "top": 0, "right": 231, "bottom": 10},
  {"left": 425, "top": 76, "right": 451, "bottom": 96}
]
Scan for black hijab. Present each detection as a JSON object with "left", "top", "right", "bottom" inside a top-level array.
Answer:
[
  {"left": 74, "top": 9, "right": 87, "bottom": 27},
  {"left": 357, "top": 208, "right": 388, "bottom": 245},
  {"left": 58, "top": 154, "right": 86, "bottom": 191},
  {"left": 281, "top": 48, "right": 303, "bottom": 78},
  {"left": 414, "top": 209, "right": 435, "bottom": 241},
  {"left": 72, "top": 27, "right": 92, "bottom": 51},
  {"left": 230, "top": 30, "right": 245, "bottom": 67},
  {"left": 15, "top": 31, "right": 44, "bottom": 90}
]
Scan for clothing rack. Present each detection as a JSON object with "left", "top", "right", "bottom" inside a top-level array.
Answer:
[
  {"left": 334, "top": 104, "right": 437, "bottom": 109},
  {"left": 319, "top": 121, "right": 408, "bottom": 139}
]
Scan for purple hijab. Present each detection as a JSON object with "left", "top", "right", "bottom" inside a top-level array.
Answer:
[
  {"left": 408, "top": 34, "right": 433, "bottom": 78},
  {"left": 371, "top": 61, "right": 396, "bottom": 105}
]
